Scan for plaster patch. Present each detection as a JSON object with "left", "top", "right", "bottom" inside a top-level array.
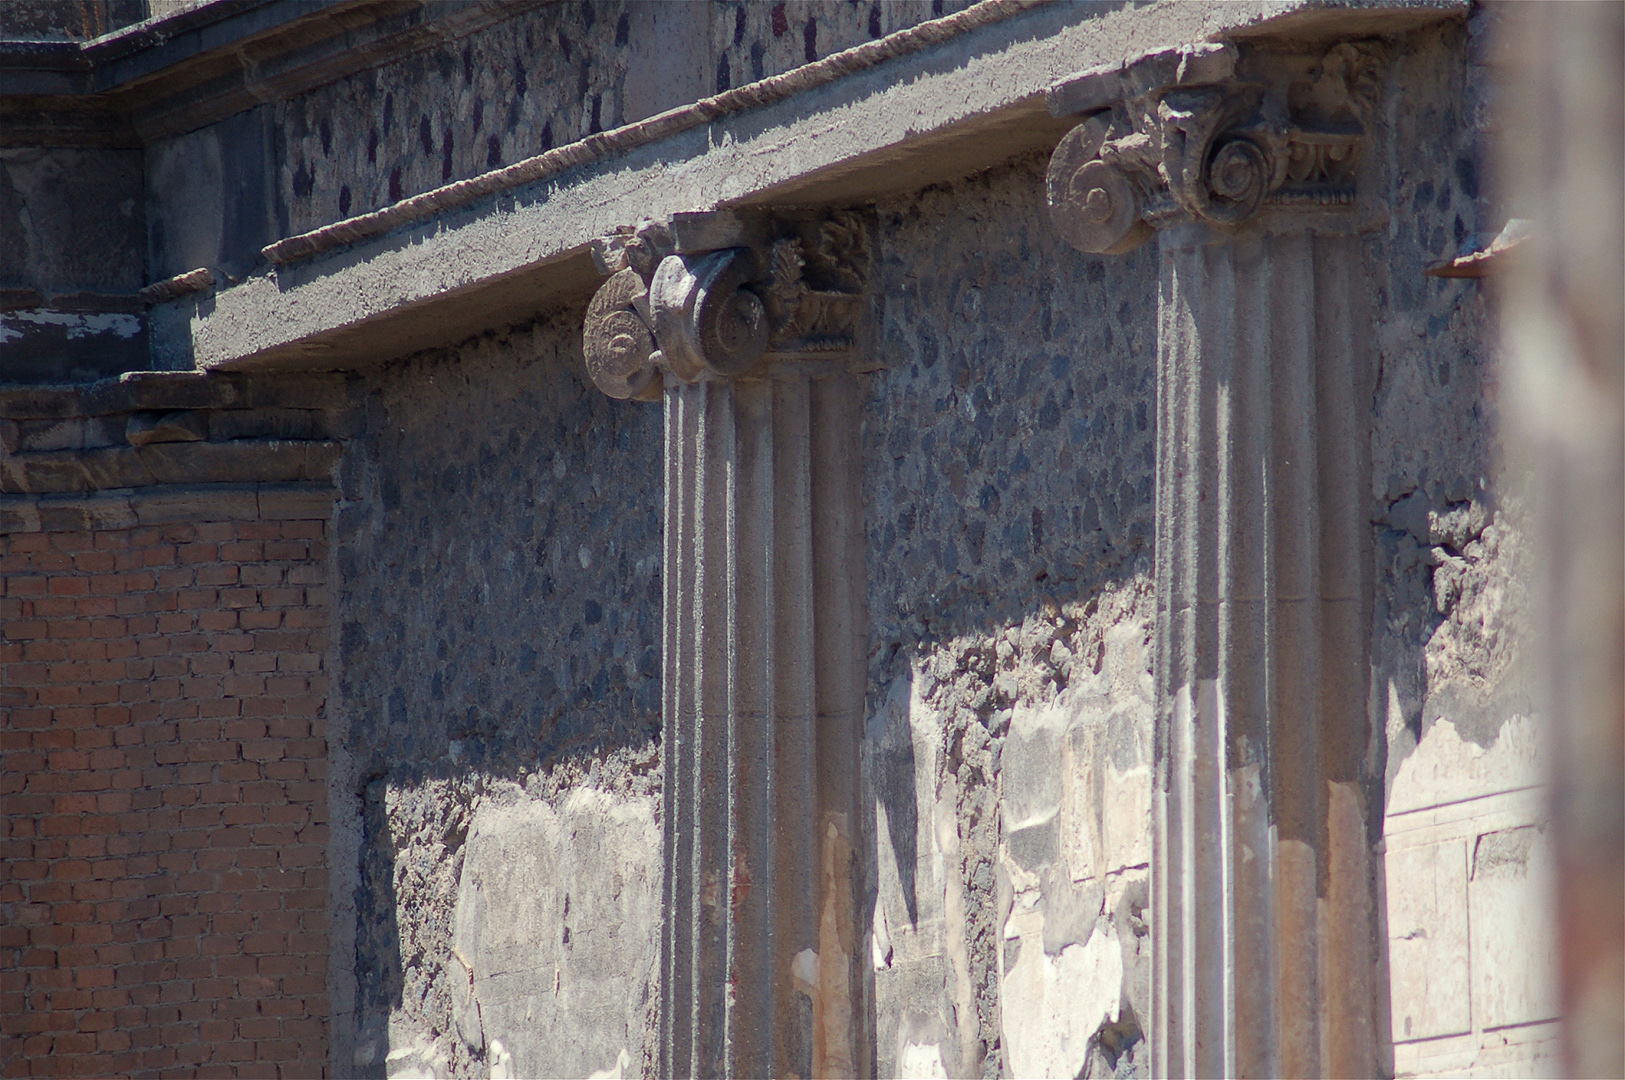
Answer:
[
  {"left": 897, "top": 1038, "right": 950, "bottom": 1079},
  {"left": 446, "top": 788, "right": 659, "bottom": 1080},
  {"left": 1389, "top": 715, "right": 1544, "bottom": 815},
  {"left": 1001, "top": 912, "right": 1122, "bottom": 1080}
]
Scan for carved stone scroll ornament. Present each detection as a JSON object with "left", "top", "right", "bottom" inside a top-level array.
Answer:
[
  {"left": 1046, "top": 41, "right": 1383, "bottom": 253},
  {"left": 582, "top": 212, "right": 869, "bottom": 400}
]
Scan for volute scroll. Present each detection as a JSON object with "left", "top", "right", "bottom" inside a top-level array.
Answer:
[{"left": 1046, "top": 40, "right": 1385, "bottom": 254}]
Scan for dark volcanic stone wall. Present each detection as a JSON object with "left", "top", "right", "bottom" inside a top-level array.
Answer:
[
  {"left": 329, "top": 305, "right": 664, "bottom": 1078},
  {"left": 272, "top": 1, "right": 979, "bottom": 238},
  {"left": 276, "top": 3, "right": 636, "bottom": 235},
  {"left": 861, "top": 152, "right": 1159, "bottom": 1079}
]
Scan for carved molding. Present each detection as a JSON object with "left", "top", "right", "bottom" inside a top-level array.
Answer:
[
  {"left": 583, "top": 211, "right": 870, "bottom": 400},
  {"left": 1046, "top": 41, "right": 1384, "bottom": 253}
]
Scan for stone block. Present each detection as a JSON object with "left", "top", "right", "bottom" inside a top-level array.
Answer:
[
  {"left": 1469, "top": 825, "right": 1559, "bottom": 1029},
  {"left": 447, "top": 788, "right": 659, "bottom": 1080},
  {"left": 17, "top": 418, "right": 88, "bottom": 452},
  {"left": 0, "top": 446, "right": 156, "bottom": 493},
  {"left": 136, "top": 441, "right": 313, "bottom": 486},
  {"left": 130, "top": 486, "right": 260, "bottom": 525},
  {"left": 1385, "top": 839, "right": 1471, "bottom": 1043},
  {"left": 258, "top": 484, "right": 336, "bottom": 521}
]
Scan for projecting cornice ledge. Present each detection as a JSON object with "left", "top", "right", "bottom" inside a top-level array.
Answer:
[
  {"left": 1046, "top": 38, "right": 1388, "bottom": 254},
  {"left": 176, "top": 0, "right": 1461, "bottom": 374},
  {"left": 582, "top": 212, "right": 870, "bottom": 401}
]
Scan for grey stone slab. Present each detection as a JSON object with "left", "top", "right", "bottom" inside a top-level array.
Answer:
[
  {"left": 448, "top": 790, "right": 660, "bottom": 1080},
  {"left": 129, "top": 484, "right": 261, "bottom": 524},
  {"left": 257, "top": 482, "right": 336, "bottom": 521}
]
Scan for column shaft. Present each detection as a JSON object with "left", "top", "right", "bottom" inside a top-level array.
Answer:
[
  {"left": 660, "top": 371, "right": 867, "bottom": 1079},
  {"left": 1151, "top": 227, "right": 1374, "bottom": 1078}
]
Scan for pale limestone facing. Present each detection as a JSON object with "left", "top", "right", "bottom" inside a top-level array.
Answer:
[
  {"left": 444, "top": 789, "right": 660, "bottom": 1080},
  {"left": 1383, "top": 718, "right": 1559, "bottom": 1077}
]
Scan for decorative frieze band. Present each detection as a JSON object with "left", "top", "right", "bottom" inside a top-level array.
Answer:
[
  {"left": 583, "top": 211, "right": 870, "bottom": 400},
  {"left": 1045, "top": 41, "right": 1383, "bottom": 253}
]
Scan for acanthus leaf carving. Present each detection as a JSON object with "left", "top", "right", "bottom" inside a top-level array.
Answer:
[
  {"left": 582, "top": 212, "right": 869, "bottom": 400},
  {"left": 1046, "top": 40, "right": 1386, "bottom": 254}
]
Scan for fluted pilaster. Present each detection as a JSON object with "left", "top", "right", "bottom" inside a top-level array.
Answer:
[
  {"left": 1152, "top": 226, "right": 1373, "bottom": 1077},
  {"left": 1048, "top": 39, "right": 1385, "bottom": 1078},
  {"left": 585, "top": 212, "right": 871, "bottom": 1078}
]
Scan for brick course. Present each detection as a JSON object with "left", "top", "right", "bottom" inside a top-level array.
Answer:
[{"left": 2, "top": 517, "right": 331, "bottom": 1080}]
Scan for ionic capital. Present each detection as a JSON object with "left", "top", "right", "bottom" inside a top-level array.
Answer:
[
  {"left": 582, "top": 211, "right": 870, "bottom": 400},
  {"left": 1046, "top": 40, "right": 1385, "bottom": 254}
]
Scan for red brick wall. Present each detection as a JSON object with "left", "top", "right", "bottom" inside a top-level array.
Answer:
[{"left": 1, "top": 516, "right": 332, "bottom": 1079}]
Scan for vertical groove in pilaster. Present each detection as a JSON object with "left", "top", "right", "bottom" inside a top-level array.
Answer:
[
  {"left": 696, "top": 381, "right": 733, "bottom": 1078},
  {"left": 1152, "top": 226, "right": 1372, "bottom": 1079},
  {"left": 662, "top": 380, "right": 696, "bottom": 1080},
  {"left": 771, "top": 374, "right": 818, "bottom": 1080}
]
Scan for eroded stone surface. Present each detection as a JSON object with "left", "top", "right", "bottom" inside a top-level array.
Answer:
[{"left": 447, "top": 787, "right": 659, "bottom": 1080}]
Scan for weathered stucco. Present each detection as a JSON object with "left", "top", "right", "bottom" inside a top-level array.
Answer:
[
  {"left": 328, "top": 308, "right": 664, "bottom": 1078},
  {"left": 861, "top": 155, "right": 1157, "bottom": 1079}
]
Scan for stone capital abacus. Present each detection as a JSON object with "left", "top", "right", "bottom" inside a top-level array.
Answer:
[
  {"left": 1045, "top": 40, "right": 1384, "bottom": 253},
  {"left": 583, "top": 211, "right": 870, "bottom": 400}
]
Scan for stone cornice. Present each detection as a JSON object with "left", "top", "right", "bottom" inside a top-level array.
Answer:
[
  {"left": 0, "top": 0, "right": 541, "bottom": 146},
  {"left": 176, "top": 1, "right": 1462, "bottom": 374},
  {"left": 582, "top": 212, "right": 869, "bottom": 401},
  {"left": 1046, "top": 40, "right": 1385, "bottom": 254}
]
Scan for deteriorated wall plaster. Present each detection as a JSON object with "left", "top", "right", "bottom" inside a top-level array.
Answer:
[
  {"left": 330, "top": 307, "right": 664, "bottom": 1079},
  {"left": 863, "top": 153, "right": 1158, "bottom": 1079}
]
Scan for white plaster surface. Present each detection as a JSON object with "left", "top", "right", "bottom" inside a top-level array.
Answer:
[
  {"left": 1001, "top": 910, "right": 1123, "bottom": 1079},
  {"left": 1385, "top": 839, "right": 1472, "bottom": 1042},
  {"left": 1469, "top": 825, "right": 1559, "bottom": 1030},
  {"left": 1389, "top": 716, "right": 1545, "bottom": 815},
  {"left": 1383, "top": 723, "right": 1560, "bottom": 1076},
  {"left": 444, "top": 788, "right": 659, "bottom": 1080}
]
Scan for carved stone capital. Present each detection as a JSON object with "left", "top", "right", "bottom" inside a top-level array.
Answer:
[
  {"left": 1046, "top": 40, "right": 1385, "bottom": 254},
  {"left": 582, "top": 211, "right": 870, "bottom": 400}
]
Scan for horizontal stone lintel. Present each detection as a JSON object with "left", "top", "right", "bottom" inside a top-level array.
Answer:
[
  {"left": 0, "top": 370, "right": 351, "bottom": 420},
  {"left": 0, "top": 481, "right": 336, "bottom": 534},
  {"left": 175, "top": 0, "right": 1464, "bottom": 375},
  {"left": 1, "top": 440, "right": 341, "bottom": 494}
]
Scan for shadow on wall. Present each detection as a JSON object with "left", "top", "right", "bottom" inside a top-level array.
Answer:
[
  {"left": 859, "top": 150, "right": 1158, "bottom": 1080},
  {"left": 329, "top": 304, "right": 665, "bottom": 1080}
]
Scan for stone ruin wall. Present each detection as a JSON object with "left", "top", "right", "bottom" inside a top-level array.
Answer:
[
  {"left": 1, "top": 4, "right": 1563, "bottom": 1079},
  {"left": 324, "top": 19, "right": 1553, "bottom": 1072},
  {"left": 327, "top": 307, "right": 666, "bottom": 1080},
  {"left": 859, "top": 154, "right": 1158, "bottom": 1080}
]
